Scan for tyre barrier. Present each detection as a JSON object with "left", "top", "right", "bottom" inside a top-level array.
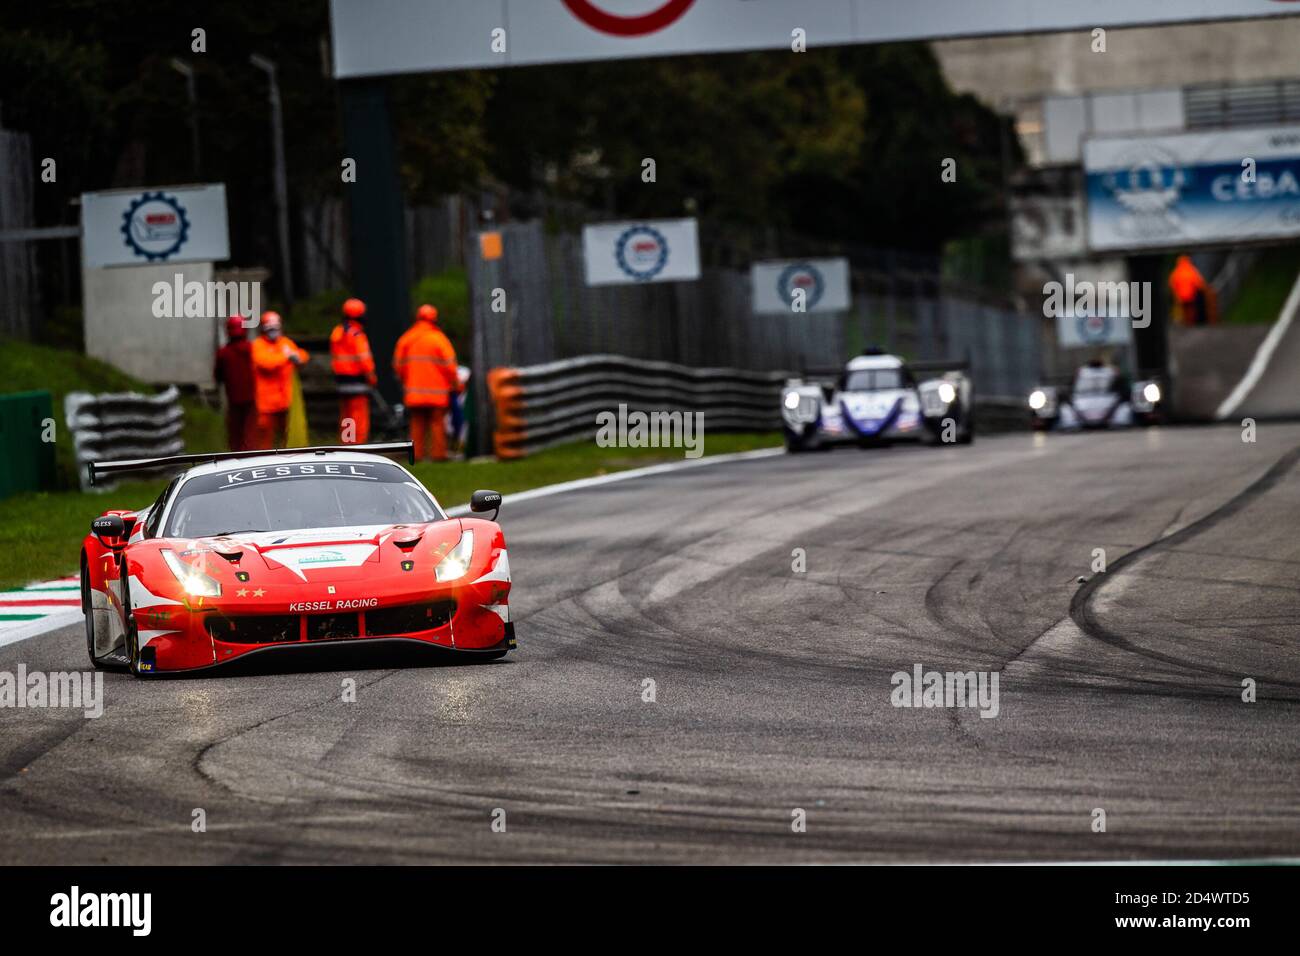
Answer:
[
  {"left": 487, "top": 355, "right": 788, "bottom": 459},
  {"left": 66, "top": 386, "right": 184, "bottom": 490}
]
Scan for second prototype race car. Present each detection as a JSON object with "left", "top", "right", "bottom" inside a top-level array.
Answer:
[
  {"left": 81, "top": 442, "right": 514, "bottom": 676},
  {"left": 780, "top": 351, "right": 974, "bottom": 452},
  {"left": 1027, "top": 360, "right": 1163, "bottom": 430}
]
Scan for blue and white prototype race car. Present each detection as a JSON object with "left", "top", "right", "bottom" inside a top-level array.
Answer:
[
  {"left": 780, "top": 352, "right": 974, "bottom": 452},
  {"left": 1027, "top": 361, "right": 1163, "bottom": 430}
]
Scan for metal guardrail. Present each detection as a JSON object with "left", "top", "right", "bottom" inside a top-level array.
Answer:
[
  {"left": 65, "top": 387, "right": 184, "bottom": 490},
  {"left": 487, "top": 354, "right": 787, "bottom": 458}
]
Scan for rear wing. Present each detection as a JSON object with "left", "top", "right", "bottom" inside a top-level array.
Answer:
[{"left": 88, "top": 442, "right": 415, "bottom": 487}]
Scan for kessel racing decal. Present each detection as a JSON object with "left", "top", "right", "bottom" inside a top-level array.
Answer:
[
  {"left": 221, "top": 463, "right": 379, "bottom": 486},
  {"left": 289, "top": 598, "right": 380, "bottom": 612}
]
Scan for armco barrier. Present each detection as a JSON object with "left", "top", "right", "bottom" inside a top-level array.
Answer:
[
  {"left": 65, "top": 386, "right": 184, "bottom": 489},
  {"left": 0, "top": 390, "right": 57, "bottom": 498},
  {"left": 487, "top": 355, "right": 787, "bottom": 459}
]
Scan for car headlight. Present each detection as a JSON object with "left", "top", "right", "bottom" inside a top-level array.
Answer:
[
  {"left": 1143, "top": 382, "right": 1161, "bottom": 404},
  {"left": 162, "top": 549, "right": 222, "bottom": 597},
  {"left": 938, "top": 382, "right": 956, "bottom": 405},
  {"left": 783, "top": 391, "right": 801, "bottom": 410},
  {"left": 1028, "top": 389, "right": 1047, "bottom": 411},
  {"left": 435, "top": 530, "right": 475, "bottom": 582}
]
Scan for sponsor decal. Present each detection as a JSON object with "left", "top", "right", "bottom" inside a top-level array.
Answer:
[
  {"left": 1077, "top": 312, "right": 1113, "bottom": 344},
  {"left": 562, "top": 0, "right": 695, "bottom": 37},
  {"left": 776, "top": 262, "right": 825, "bottom": 310},
  {"left": 288, "top": 598, "right": 379, "bottom": 612},
  {"left": 299, "top": 550, "right": 347, "bottom": 566},
  {"left": 120, "top": 191, "right": 190, "bottom": 262},
  {"left": 222, "top": 463, "right": 376, "bottom": 485},
  {"left": 614, "top": 225, "right": 669, "bottom": 281}
]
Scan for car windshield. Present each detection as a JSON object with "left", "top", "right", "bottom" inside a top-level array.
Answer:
[
  {"left": 844, "top": 368, "right": 905, "bottom": 391},
  {"left": 164, "top": 460, "right": 441, "bottom": 538}
]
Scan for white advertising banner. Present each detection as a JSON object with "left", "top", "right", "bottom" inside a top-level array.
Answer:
[
  {"left": 583, "top": 218, "right": 700, "bottom": 285},
  {"left": 330, "top": 0, "right": 1297, "bottom": 78},
  {"left": 751, "top": 258, "right": 851, "bottom": 314},
  {"left": 1084, "top": 125, "right": 1300, "bottom": 252},
  {"left": 1048, "top": 264, "right": 1138, "bottom": 349},
  {"left": 82, "top": 184, "right": 230, "bottom": 268}
]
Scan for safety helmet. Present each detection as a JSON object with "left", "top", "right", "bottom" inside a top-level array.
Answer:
[
  {"left": 260, "top": 310, "right": 282, "bottom": 331},
  {"left": 416, "top": 304, "right": 438, "bottom": 323},
  {"left": 225, "top": 315, "right": 247, "bottom": 339},
  {"left": 342, "top": 298, "right": 366, "bottom": 319}
]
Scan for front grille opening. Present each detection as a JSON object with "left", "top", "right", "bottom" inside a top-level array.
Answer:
[
  {"left": 306, "top": 613, "right": 360, "bottom": 641},
  {"left": 366, "top": 600, "right": 455, "bottom": 636},
  {"left": 207, "top": 615, "right": 298, "bottom": 644}
]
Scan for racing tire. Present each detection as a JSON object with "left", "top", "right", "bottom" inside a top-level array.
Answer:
[
  {"left": 125, "top": 618, "right": 145, "bottom": 678},
  {"left": 82, "top": 555, "right": 109, "bottom": 671},
  {"left": 118, "top": 557, "right": 146, "bottom": 678},
  {"left": 959, "top": 416, "right": 975, "bottom": 445}
]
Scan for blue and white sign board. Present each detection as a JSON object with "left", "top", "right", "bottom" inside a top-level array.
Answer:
[
  {"left": 583, "top": 218, "right": 700, "bottom": 286},
  {"left": 82, "top": 184, "right": 230, "bottom": 268},
  {"left": 1085, "top": 125, "right": 1300, "bottom": 252},
  {"left": 751, "top": 258, "right": 851, "bottom": 314}
]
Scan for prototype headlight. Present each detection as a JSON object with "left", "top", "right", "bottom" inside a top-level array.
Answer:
[
  {"left": 783, "top": 391, "right": 801, "bottom": 410},
  {"left": 162, "top": 549, "right": 222, "bottom": 597},
  {"left": 1143, "top": 382, "right": 1161, "bottom": 404},
  {"left": 1028, "top": 389, "right": 1047, "bottom": 411},
  {"left": 938, "top": 382, "right": 957, "bottom": 405},
  {"left": 435, "top": 530, "right": 475, "bottom": 583}
]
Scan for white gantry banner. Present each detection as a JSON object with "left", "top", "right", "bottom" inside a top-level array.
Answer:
[
  {"left": 330, "top": 0, "right": 1299, "bottom": 78},
  {"left": 583, "top": 218, "right": 701, "bottom": 286}
]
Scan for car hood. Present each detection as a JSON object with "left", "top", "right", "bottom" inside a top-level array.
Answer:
[{"left": 163, "top": 522, "right": 464, "bottom": 584}]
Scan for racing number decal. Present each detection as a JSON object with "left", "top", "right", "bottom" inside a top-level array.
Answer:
[{"left": 561, "top": 0, "right": 696, "bottom": 37}]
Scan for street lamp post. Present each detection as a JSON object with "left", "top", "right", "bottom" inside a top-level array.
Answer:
[
  {"left": 250, "top": 53, "right": 295, "bottom": 305},
  {"left": 169, "top": 58, "right": 201, "bottom": 177}
]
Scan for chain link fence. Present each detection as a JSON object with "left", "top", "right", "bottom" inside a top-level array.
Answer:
[{"left": 469, "top": 221, "right": 1040, "bottom": 399}]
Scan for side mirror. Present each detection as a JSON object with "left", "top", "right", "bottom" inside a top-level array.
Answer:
[
  {"left": 470, "top": 489, "right": 502, "bottom": 521},
  {"left": 91, "top": 512, "right": 136, "bottom": 549}
]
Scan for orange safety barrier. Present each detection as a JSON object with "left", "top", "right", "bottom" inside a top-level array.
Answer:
[{"left": 487, "top": 367, "right": 527, "bottom": 459}]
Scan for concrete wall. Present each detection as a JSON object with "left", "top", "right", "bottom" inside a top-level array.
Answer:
[
  {"left": 933, "top": 17, "right": 1300, "bottom": 104},
  {"left": 82, "top": 262, "right": 216, "bottom": 386}
]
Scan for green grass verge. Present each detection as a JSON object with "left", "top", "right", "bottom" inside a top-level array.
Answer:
[
  {"left": 1223, "top": 246, "right": 1300, "bottom": 326},
  {"left": 0, "top": 432, "right": 779, "bottom": 591},
  {"left": 0, "top": 337, "right": 225, "bottom": 489}
]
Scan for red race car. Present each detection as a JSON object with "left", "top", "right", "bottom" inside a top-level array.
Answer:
[{"left": 80, "top": 443, "right": 514, "bottom": 676}]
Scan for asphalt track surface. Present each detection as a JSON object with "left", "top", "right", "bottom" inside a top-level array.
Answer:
[{"left": 2, "top": 425, "right": 1300, "bottom": 864}]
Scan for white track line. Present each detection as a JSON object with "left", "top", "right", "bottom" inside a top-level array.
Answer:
[
  {"left": 1214, "top": 269, "right": 1300, "bottom": 420},
  {"left": 1, "top": 446, "right": 785, "bottom": 648},
  {"left": 445, "top": 446, "right": 784, "bottom": 515}
]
